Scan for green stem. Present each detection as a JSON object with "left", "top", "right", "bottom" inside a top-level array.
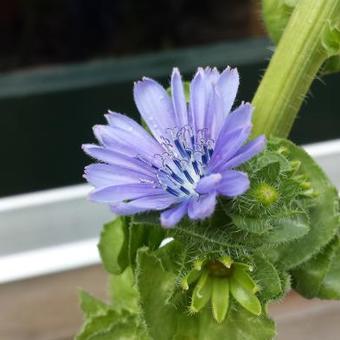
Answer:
[{"left": 252, "top": 0, "right": 340, "bottom": 138}]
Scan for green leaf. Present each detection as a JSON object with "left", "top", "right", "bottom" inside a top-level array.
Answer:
[
  {"left": 136, "top": 247, "right": 179, "bottom": 340},
  {"left": 293, "top": 235, "right": 340, "bottom": 299},
  {"left": 262, "top": 0, "right": 294, "bottom": 43},
  {"left": 132, "top": 211, "right": 160, "bottom": 225},
  {"left": 128, "top": 221, "right": 165, "bottom": 268},
  {"left": 254, "top": 150, "right": 290, "bottom": 173},
  {"left": 231, "top": 215, "right": 272, "bottom": 234},
  {"left": 98, "top": 217, "right": 129, "bottom": 275},
  {"left": 76, "top": 310, "right": 121, "bottom": 340},
  {"left": 109, "top": 267, "right": 139, "bottom": 314},
  {"left": 264, "top": 214, "right": 310, "bottom": 244},
  {"left": 87, "top": 316, "right": 148, "bottom": 340},
  {"left": 319, "top": 238, "right": 340, "bottom": 299},
  {"left": 267, "top": 139, "right": 340, "bottom": 270},
  {"left": 255, "top": 162, "right": 281, "bottom": 183},
  {"left": 196, "top": 307, "right": 275, "bottom": 340},
  {"left": 79, "top": 290, "right": 109, "bottom": 319},
  {"left": 252, "top": 256, "right": 283, "bottom": 303}
]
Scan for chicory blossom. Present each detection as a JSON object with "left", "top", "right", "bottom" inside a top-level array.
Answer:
[{"left": 83, "top": 67, "right": 266, "bottom": 227}]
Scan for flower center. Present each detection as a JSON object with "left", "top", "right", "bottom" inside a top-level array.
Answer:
[{"left": 147, "top": 126, "right": 215, "bottom": 199}]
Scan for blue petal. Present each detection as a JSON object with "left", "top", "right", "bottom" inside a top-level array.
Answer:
[
  {"left": 82, "top": 144, "right": 156, "bottom": 176},
  {"left": 216, "top": 170, "right": 249, "bottom": 197},
  {"left": 93, "top": 124, "right": 162, "bottom": 159},
  {"left": 188, "top": 192, "right": 217, "bottom": 220},
  {"left": 205, "top": 85, "right": 225, "bottom": 140},
  {"left": 134, "top": 77, "right": 176, "bottom": 141},
  {"left": 105, "top": 111, "right": 162, "bottom": 151},
  {"left": 111, "top": 194, "right": 177, "bottom": 215},
  {"left": 195, "top": 173, "right": 222, "bottom": 194},
  {"left": 189, "top": 68, "right": 208, "bottom": 134},
  {"left": 217, "top": 67, "right": 239, "bottom": 115},
  {"left": 171, "top": 68, "right": 189, "bottom": 128},
  {"left": 84, "top": 164, "right": 155, "bottom": 188},
  {"left": 160, "top": 201, "right": 189, "bottom": 228},
  {"left": 203, "top": 67, "right": 220, "bottom": 84},
  {"left": 224, "top": 135, "right": 266, "bottom": 169},
  {"left": 208, "top": 103, "right": 253, "bottom": 172},
  {"left": 90, "top": 183, "right": 165, "bottom": 203}
]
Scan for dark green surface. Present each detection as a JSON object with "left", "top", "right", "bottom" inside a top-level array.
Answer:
[{"left": 0, "top": 38, "right": 339, "bottom": 197}]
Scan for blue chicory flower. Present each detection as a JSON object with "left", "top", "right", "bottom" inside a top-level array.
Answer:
[{"left": 83, "top": 67, "right": 266, "bottom": 228}]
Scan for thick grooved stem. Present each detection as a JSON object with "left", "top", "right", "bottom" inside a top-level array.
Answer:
[{"left": 252, "top": 0, "right": 340, "bottom": 138}]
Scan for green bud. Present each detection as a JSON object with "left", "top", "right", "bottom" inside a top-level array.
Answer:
[
  {"left": 193, "top": 258, "right": 205, "bottom": 271},
  {"left": 302, "top": 189, "right": 319, "bottom": 198},
  {"left": 290, "top": 160, "right": 301, "bottom": 173},
  {"left": 185, "top": 257, "right": 261, "bottom": 321},
  {"left": 230, "top": 275, "right": 262, "bottom": 316},
  {"left": 253, "top": 182, "right": 280, "bottom": 207},
  {"left": 190, "top": 271, "right": 212, "bottom": 313},
  {"left": 234, "top": 262, "right": 254, "bottom": 272},
  {"left": 233, "top": 265, "right": 259, "bottom": 294},
  {"left": 300, "top": 181, "right": 311, "bottom": 190},
  {"left": 276, "top": 146, "right": 289, "bottom": 156},
  {"left": 211, "top": 278, "right": 230, "bottom": 323},
  {"left": 218, "top": 256, "right": 233, "bottom": 268},
  {"left": 180, "top": 269, "right": 201, "bottom": 290}
]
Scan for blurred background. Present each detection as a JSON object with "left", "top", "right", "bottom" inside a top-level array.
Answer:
[
  {"left": 0, "top": 0, "right": 339, "bottom": 197},
  {"left": 0, "top": 1, "right": 340, "bottom": 340}
]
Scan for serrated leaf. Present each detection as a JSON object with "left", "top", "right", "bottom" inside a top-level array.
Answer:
[
  {"left": 267, "top": 139, "right": 340, "bottom": 270},
  {"left": 232, "top": 215, "right": 272, "bottom": 234},
  {"left": 255, "top": 162, "right": 281, "bottom": 183},
  {"left": 87, "top": 316, "right": 148, "bottom": 340},
  {"left": 319, "top": 238, "right": 340, "bottom": 299},
  {"left": 76, "top": 310, "right": 121, "bottom": 340},
  {"left": 292, "top": 236, "right": 338, "bottom": 297},
  {"left": 132, "top": 211, "right": 160, "bottom": 225},
  {"left": 175, "top": 307, "right": 276, "bottom": 339},
  {"left": 136, "top": 247, "right": 179, "bottom": 340},
  {"left": 128, "top": 221, "right": 165, "bottom": 268},
  {"left": 196, "top": 307, "right": 275, "bottom": 340},
  {"left": 109, "top": 267, "right": 139, "bottom": 314},
  {"left": 262, "top": 0, "right": 294, "bottom": 43},
  {"left": 255, "top": 150, "right": 290, "bottom": 173},
  {"left": 264, "top": 214, "right": 310, "bottom": 244},
  {"left": 79, "top": 290, "right": 109, "bottom": 319},
  {"left": 252, "top": 256, "right": 283, "bottom": 303},
  {"left": 98, "top": 218, "right": 129, "bottom": 275}
]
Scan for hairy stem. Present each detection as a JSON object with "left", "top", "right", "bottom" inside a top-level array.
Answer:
[{"left": 251, "top": 0, "right": 340, "bottom": 138}]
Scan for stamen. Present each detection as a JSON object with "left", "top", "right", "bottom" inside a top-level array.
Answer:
[
  {"left": 183, "top": 170, "right": 195, "bottom": 184},
  {"left": 179, "top": 186, "right": 191, "bottom": 196},
  {"left": 174, "top": 139, "right": 188, "bottom": 158},
  {"left": 151, "top": 125, "right": 215, "bottom": 199},
  {"left": 166, "top": 186, "right": 180, "bottom": 196}
]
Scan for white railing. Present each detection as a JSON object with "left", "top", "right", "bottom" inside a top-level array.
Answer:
[{"left": 0, "top": 140, "right": 339, "bottom": 283}]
